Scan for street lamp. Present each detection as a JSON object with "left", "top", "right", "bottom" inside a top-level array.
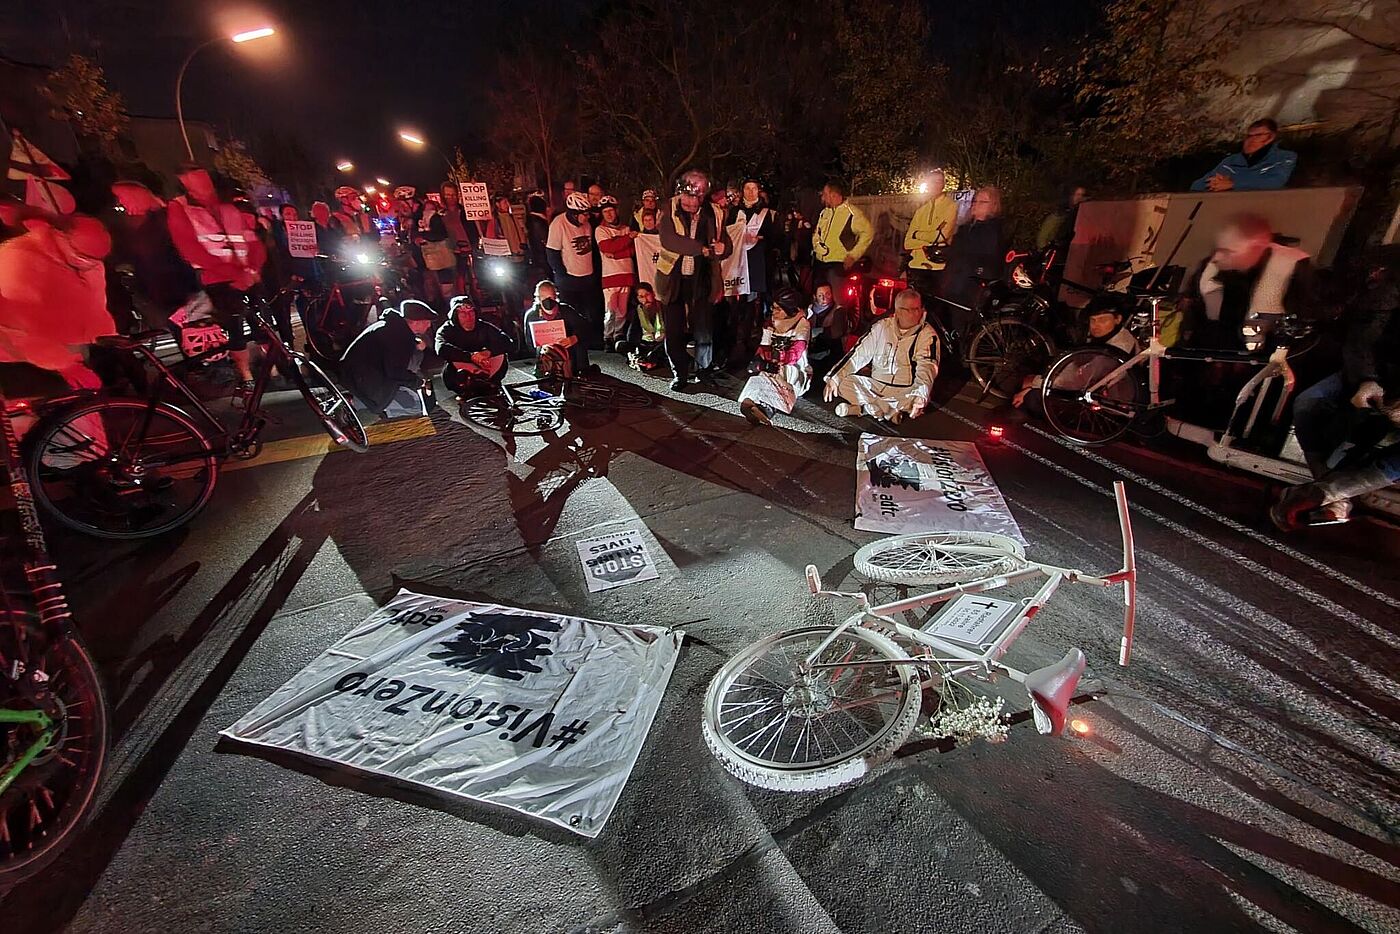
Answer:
[
  {"left": 176, "top": 25, "right": 276, "bottom": 160},
  {"left": 398, "top": 130, "right": 457, "bottom": 186},
  {"left": 336, "top": 160, "right": 354, "bottom": 172}
]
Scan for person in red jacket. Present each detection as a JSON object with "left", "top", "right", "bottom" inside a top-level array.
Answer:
[
  {"left": 594, "top": 196, "right": 638, "bottom": 351},
  {"left": 166, "top": 163, "right": 267, "bottom": 388}
]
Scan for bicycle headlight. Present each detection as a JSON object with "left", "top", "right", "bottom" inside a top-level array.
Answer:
[
  {"left": 492, "top": 262, "right": 510, "bottom": 281},
  {"left": 354, "top": 252, "right": 372, "bottom": 266}
]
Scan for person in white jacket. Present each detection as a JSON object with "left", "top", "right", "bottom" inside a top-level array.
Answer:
[{"left": 824, "top": 288, "right": 938, "bottom": 422}]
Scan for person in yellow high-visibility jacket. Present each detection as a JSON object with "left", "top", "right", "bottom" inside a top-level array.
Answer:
[
  {"left": 811, "top": 179, "right": 872, "bottom": 297},
  {"left": 903, "top": 169, "right": 958, "bottom": 306}
]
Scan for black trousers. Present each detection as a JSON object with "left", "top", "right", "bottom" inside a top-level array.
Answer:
[{"left": 662, "top": 275, "right": 711, "bottom": 381}]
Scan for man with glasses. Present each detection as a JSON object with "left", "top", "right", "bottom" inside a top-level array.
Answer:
[{"left": 1192, "top": 118, "right": 1297, "bottom": 192}]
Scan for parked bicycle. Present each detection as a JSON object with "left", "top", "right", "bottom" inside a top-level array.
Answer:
[
  {"left": 703, "top": 481, "right": 1138, "bottom": 792},
  {"left": 17, "top": 298, "right": 368, "bottom": 540},
  {"left": 463, "top": 366, "right": 653, "bottom": 435},
  {"left": 0, "top": 390, "right": 108, "bottom": 884}
]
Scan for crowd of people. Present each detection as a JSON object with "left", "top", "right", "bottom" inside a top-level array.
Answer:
[{"left": 1, "top": 115, "right": 1395, "bottom": 530}]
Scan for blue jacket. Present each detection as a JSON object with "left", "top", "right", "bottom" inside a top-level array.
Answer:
[{"left": 1191, "top": 145, "right": 1297, "bottom": 191}]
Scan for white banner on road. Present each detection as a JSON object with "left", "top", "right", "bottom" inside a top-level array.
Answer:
[
  {"left": 221, "top": 590, "right": 683, "bottom": 838},
  {"left": 634, "top": 232, "right": 661, "bottom": 288},
  {"left": 575, "top": 528, "right": 659, "bottom": 593},
  {"left": 855, "top": 434, "right": 1025, "bottom": 543}
]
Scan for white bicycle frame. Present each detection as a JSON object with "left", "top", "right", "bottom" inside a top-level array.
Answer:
[{"left": 800, "top": 481, "right": 1137, "bottom": 688}]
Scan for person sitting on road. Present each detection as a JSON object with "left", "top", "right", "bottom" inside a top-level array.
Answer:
[
  {"left": 522, "top": 280, "right": 592, "bottom": 379},
  {"left": 435, "top": 295, "right": 511, "bottom": 401},
  {"left": 339, "top": 299, "right": 436, "bottom": 419},
  {"left": 1191, "top": 118, "right": 1298, "bottom": 193},
  {"left": 1272, "top": 246, "right": 1400, "bottom": 530},
  {"left": 823, "top": 287, "right": 938, "bottom": 424},
  {"left": 619, "top": 283, "right": 667, "bottom": 374},
  {"left": 739, "top": 288, "right": 812, "bottom": 427},
  {"left": 805, "top": 283, "right": 844, "bottom": 362},
  {"left": 1011, "top": 296, "right": 1141, "bottom": 418}
]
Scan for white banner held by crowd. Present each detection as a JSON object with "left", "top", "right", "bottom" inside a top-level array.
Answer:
[
  {"left": 634, "top": 232, "right": 662, "bottom": 288},
  {"left": 460, "top": 182, "right": 492, "bottom": 221},
  {"left": 854, "top": 434, "right": 1026, "bottom": 543},
  {"left": 575, "top": 528, "right": 659, "bottom": 593},
  {"left": 285, "top": 220, "right": 319, "bottom": 258},
  {"left": 719, "top": 220, "right": 750, "bottom": 298},
  {"left": 222, "top": 590, "right": 684, "bottom": 838}
]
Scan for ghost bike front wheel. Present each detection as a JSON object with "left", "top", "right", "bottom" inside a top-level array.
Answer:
[{"left": 703, "top": 624, "right": 922, "bottom": 792}]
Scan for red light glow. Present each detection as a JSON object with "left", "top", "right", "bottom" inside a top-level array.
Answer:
[
  {"left": 988, "top": 425, "right": 1005, "bottom": 438},
  {"left": 1070, "top": 719, "right": 1090, "bottom": 735},
  {"left": 877, "top": 278, "right": 896, "bottom": 287}
]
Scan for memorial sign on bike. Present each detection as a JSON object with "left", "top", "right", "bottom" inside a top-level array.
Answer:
[
  {"left": 286, "top": 220, "right": 318, "bottom": 258},
  {"left": 855, "top": 434, "right": 1025, "bottom": 543},
  {"left": 221, "top": 590, "right": 683, "bottom": 837}
]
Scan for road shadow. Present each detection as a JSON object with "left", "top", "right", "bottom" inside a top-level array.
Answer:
[{"left": 0, "top": 492, "right": 331, "bottom": 932}]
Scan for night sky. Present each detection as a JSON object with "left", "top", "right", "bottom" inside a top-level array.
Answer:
[
  {"left": 0, "top": 0, "right": 1096, "bottom": 192},
  {"left": 0, "top": 0, "right": 525, "bottom": 189}
]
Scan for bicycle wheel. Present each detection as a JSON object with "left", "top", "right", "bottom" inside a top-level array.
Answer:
[
  {"left": 854, "top": 532, "right": 1026, "bottom": 586},
  {"left": 462, "top": 397, "right": 563, "bottom": 435},
  {"left": 291, "top": 354, "right": 369, "bottom": 453},
  {"left": 703, "top": 624, "right": 922, "bottom": 792},
  {"left": 26, "top": 398, "right": 218, "bottom": 540},
  {"left": 966, "top": 318, "right": 1052, "bottom": 400},
  {"left": 1041, "top": 346, "right": 1142, "bottom": 446},
  {"left": 0, "top": 616, "right": 108, "bottom": 884},
  {"left": 562, "top": 377, "right": 617, "bottom": 410}
]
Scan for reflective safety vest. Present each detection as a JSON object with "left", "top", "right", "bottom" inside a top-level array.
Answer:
[
  {"left": 655, "top": 197, "right": 726, "bottom": 277},
  {"left": 173, "top": 196, "right": 251, "bottom": 267}
]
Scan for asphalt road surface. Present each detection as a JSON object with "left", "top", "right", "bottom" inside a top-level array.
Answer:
[{"left": 4, "top": 355, "right": 1398, "bottom": 933}]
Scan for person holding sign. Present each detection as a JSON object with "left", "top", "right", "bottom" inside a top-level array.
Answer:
[
  {"left": 435, "top": 295, "right": 511, "bottom": 401},
  {"left": 522, "top": 280, "right": 591, "bottom": 379}
]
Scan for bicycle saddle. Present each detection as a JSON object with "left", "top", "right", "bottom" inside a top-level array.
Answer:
[{"left": 1024, "top": 647, "right": 1086, "bottom": 736}]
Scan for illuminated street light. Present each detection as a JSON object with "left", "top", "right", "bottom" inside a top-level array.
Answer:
[
  {"left": 336, "top": 160, "right": 354, "bottom": 172},
  {"left": 397, "top": 130, "right": 457, "bottom": 186},
  {"left": 176, "top": 25, "right": 277, "bottom": 160},
  {"left": 231, "top": 27, "right": 276, "bottom": 43}
]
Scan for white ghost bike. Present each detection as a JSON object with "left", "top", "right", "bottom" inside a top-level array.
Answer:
[{"left": 702, "top": 481, "right": 1138, "bottom": 792}]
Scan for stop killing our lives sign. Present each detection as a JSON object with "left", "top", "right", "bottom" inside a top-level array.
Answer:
[
  {"left": 575, "top": 528, "right": 659, "bottom": 593},
  {"left": 222, "top": 590, "right": 683, "bottom": 837}
]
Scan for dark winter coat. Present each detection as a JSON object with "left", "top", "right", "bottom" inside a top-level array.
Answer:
[
  {"left": 340, "top": 310, "right": 422, "bottom": 412},
  {"left": 941, "top": 217, "right": 1007, "bottom": 310}
]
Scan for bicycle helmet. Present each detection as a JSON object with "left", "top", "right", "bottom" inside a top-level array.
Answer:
[{"left": 565, "top": 191, "right": 590, "bottom": 212}]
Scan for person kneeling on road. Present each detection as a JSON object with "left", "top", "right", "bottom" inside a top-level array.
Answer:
[
  {"left": 1272, "top": 246, "right": 1400, "bottom": 530},
  {"left": 740, "top": 288, "right": 811, "bottom": 427},
  {"left": 435, "top": 295, "right": 510, "bottom": 401},
  {"left": 340, "top": 299, "right": 436, "bottom": 419},
  {"left": 522, "top": 280, "right": 594, "bottom": 380},
  {"left": 823, "top": 287, "right": 937, "bottom": 424}
]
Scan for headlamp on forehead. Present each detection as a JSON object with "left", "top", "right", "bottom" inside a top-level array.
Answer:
[{"left": 675, "top": 177, "right": 708, "bottom": 198}]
